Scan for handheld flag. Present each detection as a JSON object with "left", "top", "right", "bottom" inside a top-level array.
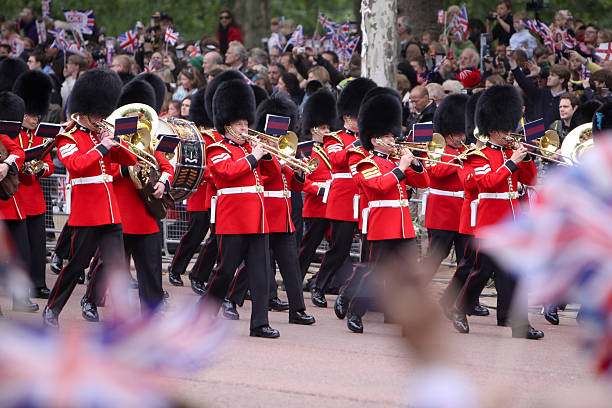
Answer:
[
  {"left": 164, "top": 27, "right": 179, "bottom": 46},
  {"left": 265, "top": 115, "right": 291, "bottom": 137},
  {"left": 523, "top": 118, "right": 545, "bottom": 142},
  {"left": 155, "top": 134, "right": 181, "bottom": 153},
  {"left": 63, "top": 10, "right": 95, "bottom": 35},
  {"left": 412, "top": 122, "right": 434, "bottom": 143},
  {"left": 118, "top": 29, "right": 138, "bottom": 54},
  {"left": 114, "top": 116, "right": 138, "bottom": 136},
  {"left": 596, "top": 43, "right": 612, "bottom": 61},
  {"left": 284, "top": 25, "right": 304, "bottom": 51},
  {"left": 296, "top": 141, "right": 314, "bottom": 159}
]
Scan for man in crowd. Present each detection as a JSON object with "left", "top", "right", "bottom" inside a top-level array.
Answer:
[
  {"left": 549, "top": 92, "right": 578, "bottom": 140},
  {"left": 203, "top": 51, "right": 224, "bottom": 75},
  {"left": 405, "top": 85, "right": 436, "bottom": 132},
  {"left": 225, "top": 40, "right": 247, "bottom": 72}
]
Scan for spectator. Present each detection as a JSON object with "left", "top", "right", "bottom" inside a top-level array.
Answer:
[
  {"left": 321, "top": 51, "right": 340, "bottom": 70},
  {"left": 187, "top": 55, "right": 204, "bottom": 75},
  {"left": 17, "top": 7, "right": 37, "bottom": 45},
  {"left": 269, "top": 46, "right": 280, "bottom": 64},
  {"left": 588, "top": 69, "right": 612, "bottom": 103},
  {"left": 494, "top": 43, "right": 507, "bottom": 57},
  {"left": 268, "top": 62, "right": 286, "bottom": 88},
  {"left": 486, "top": 0, "right": 514, "bottom": 46},
  {"left": 458, "top": 48, "right": 479, "bottom": 70},
  {"left": 247, "top": 47, "right": 269, "bottom": 69},
  {"left": 405, "top": 85, "right": 436, "bottom": 131},
  {"left": 203, "top": 51, "right": 223, "bottom": 75},
  {"left": 397, "top": 16, "right": 415, "bottom": 59},
  {"left": 180, "top": 96, "right": 191, "bottom": 119},
  {"left": 206, "top": 66, "right": 228, "bottom": 83},
  {"left": 509, "top": 12, "right": 537, "bottom": 58},
  {"left": 252, "top": 73, "right": 272, "bottom": 95},
  {"left": 61, "top": 54, "right": 87, "bottom": 109},
  {"left": 173, "top": 67, "right": 203, "bottom": 101},
  {"left": 307, "top": 66, "right": 331, "bottom": 90},
  {"left": 549, "top": 92, "right": 578, "bottom": 140},
  {"left": 397, "top": 74, "right": 412, "bottom": 98},
  {"left": 0, "top": 43, "right": 10, "bottom": 57},
  {"left": 1, "top": 21, "right": 24, "bottom": 57},
  {"left": 533, "top": 46, "right": 552, "bottom": 68},
  {"left": 485, "top": 73, "right": 505, "bottom": 88},
  {"left": 442, "top": 79, "right": 463, "bottom": 95},
  {"left": 409, "top": 55, "right": 428, "bottom": 85},
  {"left": 225, "top": 40, "right": 247, "bottom": 72},
  {"left": 217, "top": 10, "right": 243, "bottom": 55},
  {"left": 27, "top": 49, "right": 45, "bottom": 71},
  {"left": 510, "top": 54, "right": 569, "bottom": 128},
  {"left": 278, "top": 72, "right": 303, "bottom": 105},
  {"left": 111, "top": 54, "right": 134, "bottom": 83},
  {"left": 426, "top": 83, "right": 444, "bottom": 106},
  {"left": 199, "top": 34, "right": 220, "bottom": 53},
  {"left": 165, "top": 100, "right": 181, "bottom": 118},
  {"left": 578, "top": 24, "right": 600, "bottom": 59}
]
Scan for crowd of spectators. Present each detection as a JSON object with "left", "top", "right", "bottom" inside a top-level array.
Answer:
[{"left": 1, "top": 3, "right": 611, "bottom": 142}]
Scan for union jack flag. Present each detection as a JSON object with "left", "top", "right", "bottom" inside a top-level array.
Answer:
[
  {"left": 481, "top": 133, "right": 612, "bottom": 376},
  {"left": 63, "top": 9, "right": 95, "bottom": 35},
  {"left": 596, "top": 42, "right": 612, "bottom": 61},
  {"left": 189, "top": 42, "right": 202, "bottom": 59},
  {"left": 318, "top": 12, "right": 339, "bottom": 41},
  {"left": 449, "top": 6, "right": 469, "bottom": 40},
  {"left": 48, "top": 28, "right": 68, "bottom": 51},
  {"left": 285, "top": 24, "right": 305, "bottom": 49},
  {"left": 562, "top": 31, "right": 577, "bottom": 50},
  {"left": 523, "top": 20, "right": 554, "bottom": 52},
  {"left": 164, "top": 26, "right": 179, "bottom": 45},
  {"left": 66, "top": 42, "right": 87, "bottom": 57},
  {"left": 118, "top": 29, "right": 138, "bottom": 54}
]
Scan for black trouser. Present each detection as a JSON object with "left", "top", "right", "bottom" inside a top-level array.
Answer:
[
  {"left": 349, "top": 238, "right": 417, "bottom": 318},
  {"left": 314, "top": 220, "right": 356, "bottom": 291},
  {"left": 55, "top": 223, "right": 75, "bottom": 260},
  {"left": 6, "top": 214, "right": 46, "bottom": 289},
  {"left": 298, "top": 217, "right": 330, "bottom": 280},
  {"left": 439, "top": 235, "right": 482, "bottom": 311},
  {"left": 205, "top": 233, "right": 270, "bottom": 329},
  {"left": 291, "top": 192, "right": 304, "bottom": 250},
  {"left": 125, "top": 232, "right": 164, "bottom": 310},
  {"left": 461, "top": 240, "right": 529, "bottom": 331},
  {"left": 189, "top": 223, "right": 218, "bottom": 283},
  {"left": 228, "top": 232, "right": 306, "bottom": 313},
  {"left": 5, "top": 219, "right": 33, "bottom": 299},
  {"left": 170, "top": 210, "right": 210, "bottom": 275},
  {"left": 340, "top": 233, "right": 370, "bottom": 301},
  {"left": 47, "top": 224, "right": 126, "bottom": 316},
  {"left": 422, "top": 229, "right": 469, "bottom": 278}
]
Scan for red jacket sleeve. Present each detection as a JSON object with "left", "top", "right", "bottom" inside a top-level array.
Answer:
[
  {"left": 517, "top": 159, "right": 537, "bottom": 187},
  {"left": 404, "top": 165, "right": 430, "bottom": 188},
  {"left": 154, "top": 150, "right": 175, "bottom": 186},
  {"left": 229, "top": 26, "right": 243, "bottom": 44},
  {"left": 471, "top": 156, "right": 514, "bottom": 192},
  {"left": 284, "top": 165, "right": 304, "bottom": 192},
  {"left": 109, "top": 140, "right": 138, "bottom": 166},
  {"left": 57, "top": 135, "right": 112, "bottom": 174},
  {"left": 324, "top": 134, "right": 351, "bottom": 169},
  {"left": 209, "top": 145, "right": 255, "bottom": 181},
  {"left": 357, "top": 162, "right": 407, "bottom": 195},
  {"left": 303, "top": 175, "right": 323, "bottom": 196},
  {"left": 1, "top": 134, "right": 25, "bottom": 170}
]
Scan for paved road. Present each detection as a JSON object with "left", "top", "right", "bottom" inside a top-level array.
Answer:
[{"left": 0, "top": 265, "right": 600, "bottom": 407}]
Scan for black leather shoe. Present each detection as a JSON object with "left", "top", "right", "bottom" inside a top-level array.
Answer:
[
  {"left": 512, "top": 325, "right": 544, "bottom": 340},
  {"left": 325, "top": 286, "right": 340, "bottom": 295},
  {"left": 334, "top": 294, "right": 348, "bottom": 319},
  {"left": 12, "top": 297, "right": 39, "bottom": 313},
  {"left": 169, "top": 271, "right": 183, "bottom": 286},
  {"left": 543, "top": 305, "right": 559, "bottom": 325},
  {"left": 31, "top": 287, "right": 51, "bottom": 299},
  {"left": 311, "top": 287, "right": 327, "bottom": 308},
  {"left": 250, "top": 325, "right": 280, "bottom": 338},
  {"left": 42, "top": 306, "right": 59, "bottom": 329},
  {"left": 80, "top": 298, "right": 99, "bottom": 322},
  {"left": 347, "top": 313, "right": 363, "bottom": 333},
  {"left": 269, "top": 296, "right": 289, "bottom": 311},
  {"left": 190, "top": 279, "right": 207, "bottom": 296},
  {"left": 467, "top": 304, "right": 490, "bottom": 316},
  {"left": 451, "top": 308, "right": 469, "bottom": 333},
  {"left": 289, "top": 310, "right": 315, "bottom": 325},
  {"left": 78, "top": 271, "right": 85, "bottom": 284},
  {"left": 303, "top": 277, "right": 314, "bottom": 292},
  {"left": 222, "top": 299, "right": 239, "bottom": 320},
  {"left": 49, "top": 253, "right": 63, "bottom": 274}
]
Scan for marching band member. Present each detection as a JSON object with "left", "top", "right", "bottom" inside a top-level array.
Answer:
[
  {"left": 463, "top": 84, "right": 543, "bottom": 339},
  {"left": 421, "top": 94, "right": 470, "bottom": 279},
  {"left": 0, "top": 91, "right": 31, "bottom": 313},
  {"left": 10, "top": 70, "right": 54, "bottom": 302},
  {"left": 298, "top": 90, "right": 335, "bottom": 281},
  {"left": 204, "top": 78, "right": 279, "bottom": 338},
  {"left": 43, "top": 69, "right": 138, "bottom": 328},
  {"left": 311, "top": 77, "right": 377, "bottom": 308},
  {"left": 347, "top": 87, "right": 430, "bottom": 333}
]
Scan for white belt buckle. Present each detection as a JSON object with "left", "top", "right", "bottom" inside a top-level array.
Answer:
[{"left": 255, "top": 185, "right": 264, "bottom": 193}]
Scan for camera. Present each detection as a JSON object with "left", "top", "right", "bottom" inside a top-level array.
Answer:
[
  {"left": 526, "top": 0, "right": 549, "bottom": 11},
  {"left": 483, "top": 55, "right": 495, "bottom": 64},
  {"left": 295, "top": 47, "right": 305, "bottom": 54},
  {"left": 487, "top": 13, "right": 497, "bottom": 20}
]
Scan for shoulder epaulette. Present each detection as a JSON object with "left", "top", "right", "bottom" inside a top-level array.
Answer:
[
  {"left": 206, "top": 140, "right": 231, "bottom": 154},
  {"left": 466, "top": 148, "right": 488, "bottom": 161},
  {"left": 56, "top": 128, "right": 77, "bottom": 143},
  {"left": 323, "top": 131, "right": 343, "bottom": 144},
  {"left": 356, "top": 155, "right": 382, "bottom": 179},
  {"left": 200, "top": 128, "right": 219, "bottom": 140},
  {"left": 348, "top": 146, "right": 366, "bottom": 156}
]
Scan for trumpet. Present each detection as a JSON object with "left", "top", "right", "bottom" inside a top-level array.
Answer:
[
  {"left": 397, "top": 133, "right": 458, "bottom": 160},
  {"left": 94, "top": 118, "right": 159, "bottom": 169},
  {"left": 375, "top": 139, "right": 462, "bottom": 168},
  {"left": 242, "top": 129, "right": 319, "bottom": 174},
  {"left": 506, "top": 130, "right": 573, "bottom": 166}
]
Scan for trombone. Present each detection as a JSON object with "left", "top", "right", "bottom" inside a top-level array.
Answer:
[
  {"left": 375, "top": 138, "right": 462, "bottom": 168},
  {"left": 507, "top": 130, "right": 573, "bottom": 166},
  {"left": 242, "top": 129, "right": 319, "bottom": 174},
  {"left": 396, "top": 133, "right": 458, "bottom": 160}
]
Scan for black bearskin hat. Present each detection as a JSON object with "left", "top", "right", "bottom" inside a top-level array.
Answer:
[
  {"left": 189, "top": 88, "right": 213, "bottom": 128},
  {"left": 593, "top": 102, "right": 612, "bottom": 134},
  {"left": 570, "top": 99, "right": 602, "bottom": 130},
  {"left": 117, "top": 79, "right": 156, "bottom": 108},
  {"left": 12, "top": 70, "right": 53, "bottom": 116},
  {"left": 465, "top": 91, "right": 482, "bottom": 144},
  {"left": 0, "top": 57, "right": 28, "bottom": 92},
  {"left": 117, "top": 71, "right": 135, "bottom": 85},
  {"left": 475, "top": 85, "right": 522, "bottom": 136},
  {"left": 68, "top": 69, "right": 122, "bottom": 117},
  {"left": 212, "top": 79, "right": 255, "bottom": 134},
  {"left": 254, "top": 93, "right": 298, "bottom": 133},
  {"left": 136, "top": 72, "right": 166, "bottom": 113},
  {"left": 0, "top": 91, "right": 26, "bottom": 125},
  {"left": 305, "top": 80, "right": 323, "bottom": 96},
  {"left": 301, "top": 90, "right": 337, "bottom": 135},
  {"left": 433, "top": 93, "right": 469, "bottom": 136},
  {"left": 337, "top": 77, "right": 377, "bottom": 119},
  {"left": 358, "top": 88, "right": 402, "bottom": 151},
  {"left": 205, "top": 70, "right": 245, "bottom": 122},
  {"left": 251, "top": 84, "right": 269, "bottom": 108}
]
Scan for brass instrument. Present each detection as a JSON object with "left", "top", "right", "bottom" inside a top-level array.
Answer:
[
  {"left": 242, "top": 129, "right": 319, "bottom": 174},
  {"left": 374, "top": 138, "right": 462, "bottom": 168},
  {"left": 561, "top": 123, "right": 593, "bottom": 164},
  {"left": 397, "top": 133, "right": 457, "bottom": 160},
  {"left": 506, "top": 130, "right": 572, "bottom": 166},
  {"left": 22, "top": 137, "right": 56, "bottom": 176}
]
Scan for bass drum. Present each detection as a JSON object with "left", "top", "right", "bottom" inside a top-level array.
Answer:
[{"left": 155, "top": 117, "right": 206, "bottom": 203}]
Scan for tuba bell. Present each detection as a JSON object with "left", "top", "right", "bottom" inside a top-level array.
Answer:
[{"left": 561, "top": 122, "right": 593, "bottom": 164}]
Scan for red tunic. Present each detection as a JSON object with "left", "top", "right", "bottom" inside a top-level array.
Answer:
[
  {"left": 0, "top": 134, "right": 26, "bottom": 220},
  {"left": 302, "top": 142, "right": 331, "bottom": 219},
  {"left": 356, "top": 152, "right": 430, "bottom": 241},
  {"left": 470, "top": 142, "right": 537, "bottom": 237},
  {"left": 14, "top": 129, "right": 54, "bottom": 217},
  {"left": 56, "top": 125, "right": 138, "bottom": 226},
  {"left": 347, "top": 145, "right": 368, "bottom": 230},
  {"left": 187, "top": 128, "right": 220, "bottom": 212},
  {"left": 207, "top": 139, "right": 268, "bottom": 234},
  {"left": 423, "top": 144, "right": 464, "bottom": 231},
  {"left": 260, "top": 157, "right": 304, "bottom": 233},
  {"left": 456, "top": 160, "right": 478, "bottom": 236},
  {"left": 323, "top": 129, "right": 359, "bottom": 222},
  {"left": 112, "top": 150, "right": 175, "bottom": 234}
]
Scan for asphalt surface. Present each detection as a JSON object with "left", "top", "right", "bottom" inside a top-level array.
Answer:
[{"left": 0, "top": 263, "right": 605, "bottom": 407}]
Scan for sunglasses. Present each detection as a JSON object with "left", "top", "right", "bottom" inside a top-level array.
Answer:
[{"left": 220, "top": 15, "right": 230, "bottom": 20}]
